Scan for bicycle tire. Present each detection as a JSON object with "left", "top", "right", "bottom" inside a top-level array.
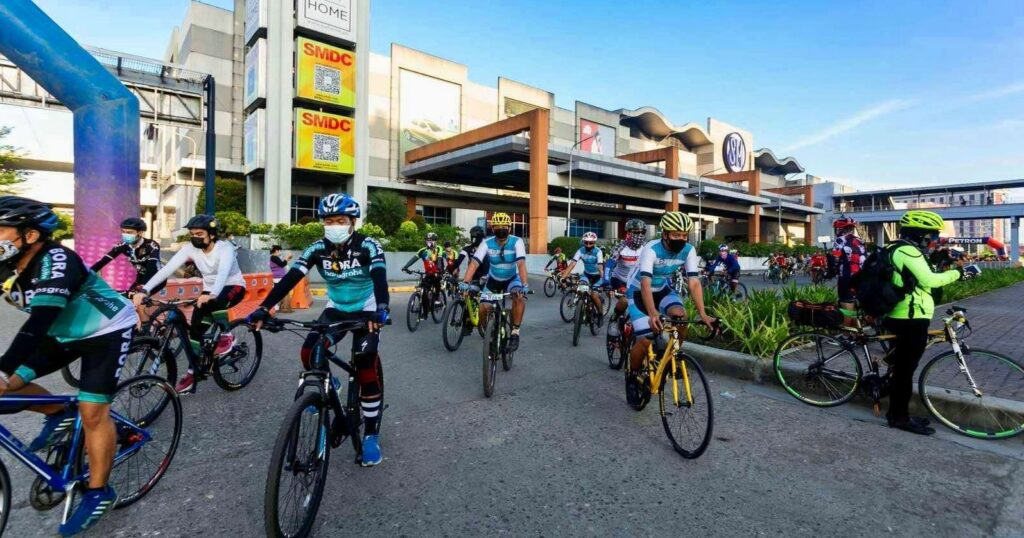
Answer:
[
  {"left": 212, "top": 320, "right": 263, "bottom": 391},
  {"left": 589, "top": 303, "right": 601, "bottom": 336},
  {"left": 0, "top": 461, "right": 9, "bottom": 537},
  {"left": 734, "top": 282, "right": 748, "bottom": 301},
  {"left": 108, "top": 375, "right": 182, "bottom": 508},
  {"left": 120, "top": 337, "right": 177, "bottom": 424},
  {"left": 773, "top": 332, "right": 862, "bottom": 407},
  {"left": 406, "top": 292, "right": 422, "bottom": 332},
  {"left": 265, "top": 391, "right": 330, "bottom": 538},
  {"left": 659, "top": 352, "right": 714, "bottom": 459},
  {"left": 430, "top": 290, "right": 445, "bottom": 323},
  {"left": 607, "top": 330, "right": 626, "bottom": 370},
  {"left": 501, "top": 320, "right": 513, "bottom": 372},
  {"left": 543, "top": 277, "right": 557, "bottom": 297},
  {"left": 60, "top": 360, "right": 81, "bottom": 388},
  {"left": 482, "top": 316, "right": 498, "bottom": 397},
  {"left": 559, "top": 293, "right": 575, "bottom": 323},
  {"left": 919, "top": 349, "right": 1024, "bottom": 439},
  {"left": 572, "top": 298, "right": 585, "bottom": 347},
  {"left": 440, "top": 300, "right": 465, "bottom": 351}
]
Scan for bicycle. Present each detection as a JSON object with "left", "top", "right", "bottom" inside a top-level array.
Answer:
[
  {"left": 773, "top": 306, "right": 1024, "bottom": 439},
  {"left": 627, "top": 315, "right": 717, "bottom": 458},
  {"left": 405, "top": 270, "right": 444, "bottom": 332},
  {"left": 558, "top": 274, "right": 582, "bottom": 323},
  {"left": 572, "top": 282, "right": 604, "bottom": 347},
  {"left": 543, "top": 270, "right": 561, "bottom": 297},
  {"left": 809, "top": 266, "right": 827, "bottom": 284},
  {"left": 441, "top": 285, "right": 481, "bottom": 352},
  {"left": 0, "top": 374, "right": 182, "bottom": 535},
  {"left": 606, "top": 289, "right": 632, "bottom": 370},
  {"left": 131, "top": 297, "right": 263, "bottom": 393},
  {"left": 262, "top": 317, "right": 387, "bottom": 538},
  {"left": 702, "top": 271, "right": 747, "bottom": 302},
  {"left": 479, "top": 288, "right": 530, "bottom": 398}
]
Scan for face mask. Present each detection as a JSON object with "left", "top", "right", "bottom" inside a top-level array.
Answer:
[
  {"left": 190, "top": 237, "right": 208, "bottom": 249},
  {"left": 426, "top": 241, "right": 436, "bottom": 248},
  {"left": 494, "top": 228, "right": 510, "bottom": 239},
  {"left": 0, "top": 240, "right": 20, "bottom": 263},
  {"left": 665, "top": 238, "right": 687, "bottom": 253},
  {"left": 324, "top": 225, "right": 351, "bottom": 244},
  {"left": 122, "top": 233, "right": 138, "bottom": 244}
]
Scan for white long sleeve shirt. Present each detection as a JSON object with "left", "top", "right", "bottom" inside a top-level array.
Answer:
[{"left": 143, "top": 240, "right": 245, "bottom": 296}]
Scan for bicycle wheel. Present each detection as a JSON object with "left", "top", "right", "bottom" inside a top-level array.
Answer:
[
  {"left": 733, "top": 282, "right": 748, "bottom": 301},
  {"left": 762, "top": 270, "right": 769, "bottom": 282},
  {"left": 406, "top": 292, "right": 422, "bottom": 332},
  {"left": 919, "top": 349, "right": 1024, "bottom": 439},
  {"left": 543, "top": 277, "right": 557, "bottom": 297},
  {"left": 607, "top": 330, "right": 626, "bottom": 370},
  {"left": 501, "top": 321, "right": 513, "bottom": 372},
  {"left": 559, "top": 293, "right": 576, "bottom": 323},
  {"left": 60, "top": 360, "right": 81, "bottom": 388},
  {"left": 482, "top": 316, "right": 499, "bottom": 397},
  {"left": 0, "top": 461, "right": 9, "bottom": 537},
  {"left": 659, "top": 352, "right": 714, "bottom": 459},
  {"left": 108, "top": 375, "right": 182, "bottom": 507},
  {"left": 773, "top": 332, "right": 862, "bottom": 407},
  {"left": 265, "top": 391, "right": 330, "bottom": 538},
  {"left": 431, "top": 290, "right": 445, "bottom": 323},
  {"left": 442, "top": 300, "right": 467, "bottom": 352},
  {"left": 121, "top": 336, "right": 178, "bottom": 385},
  {"left": 213, "top": 320, "right": 264, "bottom": 391},
  {"left": 572, "top": 299, "right": 585, "bottom": 347},
  {"left": 589, "top": 303, "right": 601, "bottom": 336}
]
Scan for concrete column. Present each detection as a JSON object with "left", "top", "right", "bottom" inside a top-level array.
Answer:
[
  {"left": 528, "top": 108, "right": 550, "bottom": 254},
  {"left": 351, "top": 0, "right": 371, "bottom": 211},
  {"left": 1011, "top": 216, "right": 1020, "bottom": 264},
  {"left": 747, "top": 171, "right": 761, "bottom": 243},
  {"left": 875, "top": 224, "right": 885, "bottom": 246},
  {"left": 264, "top": 0, "right": 294, "bottom": 223},
  {"left": 406, "top": 195, "right": 417, "bottom": 219},
  {"left": 246, "top": 175, "right": 265, "bottom": 223}
]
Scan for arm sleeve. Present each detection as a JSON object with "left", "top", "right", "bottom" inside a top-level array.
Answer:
[
  {"left": 372, "top": 266, "right": 390, "bottom": 308},
  {"left": 544, "top": 256, "right": 554, "bottom": 270},
  {"left": 571, "top": 249, "right": 583, "bottom": 262},
  {"left": 452, "top": 251, "right": 467, "bottom": 271},
  {"left": 143, "top": 246, "right": 191, "bottom": 293},
  {"left": 208, "top": 243, "right": 235, "bottom": 297},
  {"left": 638, "top": 246, "right": 655, "bottom": 279},
  {"left": 0, "top": 306, "right": 63, "bottom": 376},
  {"left": 514, "top": 238, "right": 526, "bottom": 261},
  {"left": 899, "top": 247, "right": 961, "bottom": 289},
  {"left": 596, "top": 249, "right": 604, "bottom": 265},
  {"left": 260, "top": 267, "right": 305, "bottom": 309},
  {"left": 402, "top": 254, "right": 419, "bottom": 271},
  {"left": 472, "top": 241, "right": 488, "bottom": 263},
  {"left": 141, "top": 244, "right": 162, "bottom": 277},
  {"left": 90, "top": 246, "right": 121, "bottom": 272},
  {"left": 685, "top": 247, "right": 700, "bottom": 276},
  {"left": 270, "top": 255, "right": 286, "bottom": 269}
]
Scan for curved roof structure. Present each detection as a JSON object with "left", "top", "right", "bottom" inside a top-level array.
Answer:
[
  {"left": 617, "top": 107, "right": 712, "bottom": 148},
  {"left": 753, "top": 148, "right": 805, "bottom": 175}
]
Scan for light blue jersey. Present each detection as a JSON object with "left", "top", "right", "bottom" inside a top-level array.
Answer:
[
  {"left": 626, "top": 239, "right": 700, "bottom": 293},
  {"left": 472, "top": 235, "right": 526, "bottom": 282},
  {"left": 572, "top": 246, "right": 604, "bottom": 276}
]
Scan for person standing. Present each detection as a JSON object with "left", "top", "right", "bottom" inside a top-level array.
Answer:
[
  {"left": 830, "top": 217, "right": 865, "bottom": 310},
  {"left": 269, "top": 245, "right": 294, "bottom": 313}
]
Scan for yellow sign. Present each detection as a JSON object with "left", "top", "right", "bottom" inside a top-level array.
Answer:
[
  {"left": 296, "top": 37, "right": 356, "bottom": 108},
  {"left": 294, "top": 108, "right": 355, "bottom": 173}
]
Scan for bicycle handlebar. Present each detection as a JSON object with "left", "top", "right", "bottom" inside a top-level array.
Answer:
[{"left": 262, "top": 316, "right": 390, "bottom": 334}]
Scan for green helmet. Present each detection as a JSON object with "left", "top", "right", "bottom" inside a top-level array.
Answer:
[
  {"left": 659, "top": 211, "right": 693, "bottom": 232},
  {"left": 900, "top": 210, "right": 944, "bottom": 231}
]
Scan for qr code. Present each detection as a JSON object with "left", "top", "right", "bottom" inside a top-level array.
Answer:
[
  {"left": 314, "top": 64, "right": 342, "bottom": 96},
  {"left": 313, "top": 133, "right": 340, "bottom": 162}
]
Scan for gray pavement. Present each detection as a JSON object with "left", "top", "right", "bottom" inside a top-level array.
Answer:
[{"left": 1, "top": 277, "right": 1022, "bottom": 537}]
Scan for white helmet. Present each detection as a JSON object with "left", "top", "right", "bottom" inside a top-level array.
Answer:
[{"left": 581, "top": 232, "right": 598, "bottom": 243}]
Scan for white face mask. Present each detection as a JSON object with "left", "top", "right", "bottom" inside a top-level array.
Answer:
[
  {"left": 0, "top": 240, "right": 19, "bottom": 263},
  {"left": 324, "top": 225, "right": 351, "bottom": 244}
]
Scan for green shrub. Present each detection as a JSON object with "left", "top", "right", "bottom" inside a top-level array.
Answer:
[
  {"left": 427, "top": 224, "right": 466, "bottom": 246},
  {"left": 398, "top": 220, "right": 418, "bottom": 235},
  {"left": 357, "top": 222, "right": 386, "bottom": 239},
  {"left": 698, "top": 239, "right": 722, "bottom": 260},
  {"left": 250, "top": 222, "right": 273, "bottom": 235},
  {"left": 52, "top": 211, "right": 73, "bottom": 241},
  {"left": 214, "top": 211, "right": 251, "bottom": 237},
  {"left": 409, "top": 214, "right": 427, "bottom": 230},
  {"left": 366, "top": 190, "right": 406, "bottom": 235},
  {"left": 780, "top": 282, "right": 838, "bottom": 304},
  {"left": 195, "top": 178, "right": 246, "bottom": 215},
  {"left": 941, "top": 267, "right": 1024, "bottom": 304},
  {"left": 548, "top": 236, "right": 582, "bottom": 255},
  {"left": 270, "top": 222, "right": 324, "bottom": 250}
]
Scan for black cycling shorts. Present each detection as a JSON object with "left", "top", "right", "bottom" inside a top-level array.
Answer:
[
  {"left": 609, "top": 276, "right": 628, "bottom": 291},
  {"left": 583, "top": 273, "right": 601, "bottom": 286},
  {"left": 14, "top": 328, "right": 135, "bottom": 404}
]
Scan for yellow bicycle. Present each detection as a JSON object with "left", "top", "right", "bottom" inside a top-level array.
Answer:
[
  {"left": 628, "top": 315, "right": 716, "bottom": 459},
  {"left": 441, "top": 288, "right": 481, "bottom": 351}
]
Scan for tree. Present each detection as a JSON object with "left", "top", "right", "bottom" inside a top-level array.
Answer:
[
  {"left": 194, "top": 177, "right": 247, "bottom": 215},
  {"left": 0, "top": 127, "right": 27, "bottom": 194},
  {"left": 366, "top": 189, "right": 406, "bottom": 235}
]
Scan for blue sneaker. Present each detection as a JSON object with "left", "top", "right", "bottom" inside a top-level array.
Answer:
[
  {"left": 28, "top": 408, "right": 77, "bottom": 452},
  {"left": 361, "top": 435, "right": 382, "bottom": 467},
  {"left": 59, "top": 485, "right": 117, "bottom": 536}
]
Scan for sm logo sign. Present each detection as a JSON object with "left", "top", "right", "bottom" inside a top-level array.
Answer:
[{"left": 722, "top": 132, "right": 746, "bottom": 173}]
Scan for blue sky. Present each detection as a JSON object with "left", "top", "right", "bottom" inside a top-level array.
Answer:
[{"left": 27, "top": 0, "right": 1024, "bottom": 190}]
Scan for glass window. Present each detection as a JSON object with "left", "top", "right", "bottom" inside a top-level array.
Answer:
[
  {"left": 504, "top": 98, "right": 541, "bottom": 118},
  {"left": 415, "top": 205, "right": 452, "bottom": 226},
  {"left": 291, "top": 195, "right": 321, "bottom": 223},
  {"left": 568, "top": 218, "right": 604, "bottom": 238}
]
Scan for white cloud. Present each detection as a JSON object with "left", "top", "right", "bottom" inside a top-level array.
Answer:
[
  {"left": 784, "top": 99, "right": 915, "bottom": 152},
  {"left": 960, "top": 81, "right": 1024, "bottom": 103}
]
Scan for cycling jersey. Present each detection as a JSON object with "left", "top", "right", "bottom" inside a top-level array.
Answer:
[
  {"left": 450, "top": 242, "right": 489, "bottom": 281},
  {"left": 833, "top": 233, "right": 865, "bottom": 279},
  {"left": 4, "top": 242, "right": 137, "bottom": 343},
  {"left": 545, "top": 253, "right": 568, "bottom": 272},
  {"left": 607, "top": 242, "right": 641, "bottom": 283},
  {"left": 707, "top": 254, "right": 741, "bottom": 275},
  {"left": 572, "top": 246, "right": 604, "bottom": 276},
  {"left": 810, "top": 254, "right": 828, "bottom": 268},
  {"left": 625, "top": 239, "right": 699, "bottom": 294},
  {"left": 443, "top": 247, "right": 458, "bottom": 272},
  {"left": 293, "top": 233, "right": 387, "bottom": 312},
  {"left": 91, "top": 238, "right": 162, "bottom": 291},
  {"left": 143, "top": 240, "right": 244, "bottom": 297},
  {"left": 412, "top": 245, "right": 444, "bottom": 275},
  {"left": 888, "top": 243, "right": 960, "bottom": 320},
  {"left": 472, "top": 235, "right": 526, "bottom": 282}
]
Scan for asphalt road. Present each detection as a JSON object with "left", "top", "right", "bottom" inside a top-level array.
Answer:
[{"left": 2, "top": 276, "right": 1022, "bottom": 537}]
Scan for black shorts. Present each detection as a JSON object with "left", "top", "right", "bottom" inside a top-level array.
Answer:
[
  {"left": 583, "top": 273, "right": 601, "bottom": 286},
  {"left": 13, "top": 328, "right": 135, "bottom": 404},
  {"left": 609, "top": 276, "right": 628, "bottom": 291}
]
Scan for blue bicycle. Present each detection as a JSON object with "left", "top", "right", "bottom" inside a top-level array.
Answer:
[{"left": 0, "top": 374, "right": 182, "bottom": 535}]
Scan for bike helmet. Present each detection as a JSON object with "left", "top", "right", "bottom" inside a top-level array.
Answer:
[
  {"left": 490, "top": 212, "right": 512, "bottom": 227},
  {"left": 0, "top": 196, "right": 60, "bottom": 234},
  {"left": 185, "top": 214, "right": 219, "bottom": 236},
  {"left": 625, "top": 219, "right": 646, "bottom": 233},
  {"left": 719, "top": 244, "right": 729, "bottom": 252},
  {"left": 581, "top": 231, "right": 598, "bottom": 245},
  {"left": 832, "top": 217, "right": 857, "bottom": 230},
  {"left": 444, "top": 240, "right": 452, "bottom": 248},
  {"left": 659, "top": 211, "right": 693, "bottom": 232},
  {"left": 469, "top": 226, "right": 485, "bottom": 241},
  {"left": 317, "top": 193, "right": 361, "bottom": 219},
  {"left": 899, "top": 210, "right": 944, "bottom": 231},
  {"left": 554, "top": 246, "right": 562, "bottom": 254},
  {"left": 120, "top": 217, "right": 147, "bottom": 231},
  {"left": 425, "top": 232, "right": 439, "bottom": 241}
]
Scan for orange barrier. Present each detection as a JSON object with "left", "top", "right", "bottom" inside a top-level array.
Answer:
[
  {"left": 290, "top": 276, "right": 314, "bottom": 310},
  {"left": 228, "top": 272, "right": 275, "bottom": 322}
]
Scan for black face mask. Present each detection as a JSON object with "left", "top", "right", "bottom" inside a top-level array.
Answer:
[
  {"left": 190, "top": 237, "right": 209, "bottom": 249},
  {"left": 665, "top": 238, "right": 687, "bottom": 253},
  {"left": 494, "top": 229, "right": 510, "bottom": 239}
]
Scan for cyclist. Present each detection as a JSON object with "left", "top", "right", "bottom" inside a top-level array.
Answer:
[
  {"left": 0, "top": 196, "right": 137, "bottom": 535},
  {"left": 705, "top": 244, "right": 742, "bottom": 294},
  {"left": 442, "top": 240, "right": 459, "bottom": 274},
  {"left": 90, "top": 217, "right": 164, "bottom": 294},
  {"left": 249, "top": 193, "right": 390, "bottom": 466},
  {"left": 883, "top": 210, "right": 970, "bottom": 436},
  {"left": 809, "top": 249, "right": 829, "bottom": 281},
  {"left": 604, "top": 219, "right": 645, "bottom": 339},
  {"left": 774, "top": 252, "right": 790, "bottom": 279},
  {"left": 460, "top": 212, "right": 529, "bottom": 352},
  {"left": 448, "top": 226, "right": 489, "bottom": 283},
  {"left": 624, "top": 211, "right": 714, "bottom": 407},
  {"left": 830, "top": 216, "right": 865, "bottom": 308},
  {"left": 545, "top": 246, "right": 569, "bottom": 274},
  {"left": 133, "top": 214, "right": 246, "bottom": 393},
  {"left": 562, "top": 231, "right": 605, "bottom": 315},
  {"left": 402, "top": 232, "right": 445, "bottom": 308}
]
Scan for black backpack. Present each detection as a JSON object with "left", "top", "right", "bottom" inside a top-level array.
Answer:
[{"left": 852, "top": 241, "right": 917, "bottom": 317}]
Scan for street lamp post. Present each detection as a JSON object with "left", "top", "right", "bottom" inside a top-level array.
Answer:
[
  {"left": 695, "top": 167, "right": 724, "bottom": 242},
  {"left": 565, "top": 133, "right": 597, "bottom": 237}
]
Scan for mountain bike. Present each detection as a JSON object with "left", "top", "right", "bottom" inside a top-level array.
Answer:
[
  {"left": 0, "top": 374, "right": 181, "bottom": 535},
  {"left": 773, "top": 306, "right": 1024, "bottom": 439},
  {"left": 572, "top": 282, "right": 604, "bottom": 347},
  {"left": 441, "top": 286, "right": 481, "bottom": 351},
  {"left": 702, "top": 271, "right": 747, "bottom": 302},
  {"left": 405, "top": 270, "right": 444, "bottom": 332},
  {"left": 558, "top": 274, "right": 582, "bottom": 323},
  {"left": 479, "top": 289, "right": 530, "bottom": 398},
  {"left": 543, "top": 270, "right": 561, "bottom": 297},
  {"left": 606, "top": 289, "right": 631, "bottom": 370},
  {"left": 263, "top": 317, "right": 387, "bottom": 538},
  {"left": 627, "top": 316, "right": 717, "bottom": 458}
]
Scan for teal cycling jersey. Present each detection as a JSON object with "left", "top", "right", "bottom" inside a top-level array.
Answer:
[
  {"left": 293, "top": 233, "right": 387, "bottom": 312},
  {"left": 572, "top": 246, "right": 604, "bottom": 275},
  {"left": 471, "top": 235, "right": 526, "bottom": 282},
  {"left": 625, "top": 239, "right": 699, "bottom": 293}
]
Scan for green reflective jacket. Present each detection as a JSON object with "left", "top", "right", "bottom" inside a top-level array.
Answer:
[{"left": 888, "top": 243, "right": 960, "bottom": 320}]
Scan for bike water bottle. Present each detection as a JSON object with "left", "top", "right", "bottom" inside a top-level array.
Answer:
[{"left": 330, "top": 375, "right": 342, "bottom": 392}]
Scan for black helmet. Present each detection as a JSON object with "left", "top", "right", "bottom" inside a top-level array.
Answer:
[
  {"left": 443, "top": 240, "right": 452, "bottom": 248},
  {"left": 0, "top": 196, "right": 59, "bottom": 234},
  {"left": 425, "top": 232, "right": 439, "bottom": 241},
  {"left": 625, "top": 218, "right": 646, "bottom": 233},
  {"left": 185, "top": 214, "right": 219, "bottom": 237},
  {"left": 120, "top": 217, "right": 147, "bottom": 231},
  {"left": 470, "top": 226, "right": 485, "bottom": 241}
]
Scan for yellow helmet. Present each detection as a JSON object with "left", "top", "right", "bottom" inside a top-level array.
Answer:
[
  {"left": 659, "top": 211, "right": 693, "bottom": 232},
  {"left": 490, "top": 212, "right": 512, "bottom": 227},
  {"left": 900, "top": 210, "right": 944, "bottom": 231}
]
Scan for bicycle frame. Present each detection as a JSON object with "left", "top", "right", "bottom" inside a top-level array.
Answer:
[
  {"left": 644, "top": 326, "right": 694, "bottom": 407},
  {"left": 151, "top": 302, "right": 230, "bottom": 373}
]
